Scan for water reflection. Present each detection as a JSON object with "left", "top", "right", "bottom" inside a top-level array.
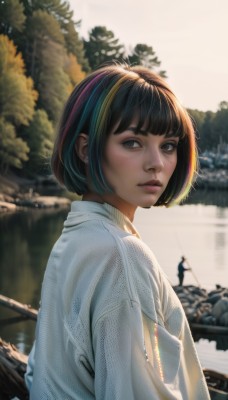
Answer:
[
  {"left": 0, "top": 207, "right": 69, "bottom": 353},
  {"left": 187, "top": 189, "right": 228, "bottom": 207},
  {"left": 0, "top": 208, "right": 68, "bottom": 308}
]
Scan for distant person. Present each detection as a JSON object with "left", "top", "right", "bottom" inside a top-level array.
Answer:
[
  {"left": 177, "top": 256, "right": 191, "bottom": 286},
  {"left": 25, "top": 63, "right": 210, "bottom": 399}
]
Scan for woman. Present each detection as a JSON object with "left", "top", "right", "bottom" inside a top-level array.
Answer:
[{"left": 25, "top": 63, "right": 210, "bottom": 399}]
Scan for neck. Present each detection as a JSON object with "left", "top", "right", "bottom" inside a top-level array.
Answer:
[{"left": 82, "top": 192, "right": 136, "bottom": 222}]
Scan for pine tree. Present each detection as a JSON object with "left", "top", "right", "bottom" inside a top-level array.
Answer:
[
  {"left": 128, "top": 43, "right": 166, "bottom": 76},
  {"left": 0, "top": 0, "right": 26, "bottom": 36},
  {"left": 84, "top": 26, "right": 125, "bottom": 70}
]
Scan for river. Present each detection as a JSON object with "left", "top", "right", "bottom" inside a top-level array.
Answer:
[{"left": 0, "top": 189, "right": 227, "bottom": 373}]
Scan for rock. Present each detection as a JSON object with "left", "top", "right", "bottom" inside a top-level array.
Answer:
[
  {"left": 0, "top": 201, "right": 17, "bottom": 212},
  {"left": 200, "top": 315, "right": 217, "bottom": 325},
  {"left": 173, "top": 285, "right": 228, "bottom": 328},
  {"left": 206, "top": 293, "right": 223, "bottom": 304},
  {"left": 212, "top": 298, "right": 228, "bottom": 320},
  {"left": 219, "top": 311, "right": 228, "bottom": 327}
]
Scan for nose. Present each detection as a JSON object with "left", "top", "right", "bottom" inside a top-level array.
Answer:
[{"left": 143, "top": 146, "right": 164, "bottom": 172}]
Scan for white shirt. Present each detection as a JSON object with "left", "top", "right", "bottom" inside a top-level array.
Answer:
[{"left": 26, "top": 201, "right": 210, "bottom": 399}]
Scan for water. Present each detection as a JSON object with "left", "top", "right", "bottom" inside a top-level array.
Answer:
[
  {"left": 0, "top": 190, "right": 228, "bottom": 373},
  {"left": 134, "top": 203, "right": 228, "bottom": 289}
]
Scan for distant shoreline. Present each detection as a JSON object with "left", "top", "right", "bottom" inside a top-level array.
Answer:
[
  {"left": 0, "top": 173, "right": 72, "bottom": 212},
  {"left": 196, "top": 168, "right": 228, "bottom": 190},
  {"left": 0, "top": 169, "right": 227, "bottom": 212}
]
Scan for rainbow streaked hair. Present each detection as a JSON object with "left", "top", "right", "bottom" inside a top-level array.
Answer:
[{"left": 52, "top": 63, "right": 198, "bottom": 206}]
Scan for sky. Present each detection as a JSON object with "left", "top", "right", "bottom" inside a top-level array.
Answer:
[{"left": 69, "top": 0, "right": 228, "bottom": 112}]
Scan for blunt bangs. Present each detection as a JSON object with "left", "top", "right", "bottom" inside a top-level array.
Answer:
[{"left": 110, "top": 80, "right": 186, "bottom": 139}]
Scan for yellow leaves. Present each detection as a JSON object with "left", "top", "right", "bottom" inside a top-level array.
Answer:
[
  {"left": 64, "top": 53, "right": 86, "bottom": 92},
  {"left": 26, "top": 76, "right": 39, "bottom": 103},
  {"left": 0, "top": 34, "right": 38, "bottom": 126},
  {"left": 0, "top": 34, "right": 25, "bottom": 75}
]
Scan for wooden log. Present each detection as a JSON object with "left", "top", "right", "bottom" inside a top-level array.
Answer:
[
  {"left": 0, "top": 338, "right": 29, "bottom": 400},
  {"left": 203, "top": 369, "right": 228, "bottom": 399},
  {"left": 0, "top": 294, "right": 38, "bottom": 321}
]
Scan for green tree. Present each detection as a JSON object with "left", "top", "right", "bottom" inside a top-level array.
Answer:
[
  {"left": 0, "top": 0, "right": 26, "bottom": 36},
  {"left": 22, "top": 109, "right": 54, "bottom": 173},
  {"left": 0, "top": 117, "right": 29, "bottom": 171},
  {"left": 63, "top": 20, "right": 90, "bottom": 73},
  {"left": 188, "top": 108, "right": 206, "bottom": 151},
  {"left": 218, "top": 100, "right": 228, "bottom": 110},
  {"left": 84, "top": 26, "right": 125, "bottom": 70},
  {"left": 29, "top": 0, "right": 73, "bottom": 23},
  {"left": 25, "top": 10, "right": 70, "bottom": 123},
  {"left": 19, "top": 0, "right": 90, "bottom": 73},
  {"left": 212, "top": 105, "right": 228, "bottom": 146},
  {"left": 200, "top": 111, "right": 216, "bottom": 151},
  {"left": 128, "top": 43, "right": 166, "bottom": 76}
]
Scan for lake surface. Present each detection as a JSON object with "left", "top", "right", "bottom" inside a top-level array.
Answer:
[{"left": 0, "top": 189, "right": 228, "bottom": 373}]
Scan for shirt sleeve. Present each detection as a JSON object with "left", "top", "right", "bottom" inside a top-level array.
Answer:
[
  {"left": 92, "top": 298, "right": 181, "bottom": 400},
  {"left": 24, "top": 341, "right": 35, "bottom": 390}
]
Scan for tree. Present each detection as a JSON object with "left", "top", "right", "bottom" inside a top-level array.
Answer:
[
  {"left": 218, "top": 101, "right": 228, "bottom": 110},
  {"left": 18, "top": 0, "right": 90, "bottom": 73},
  {"left": 28, "top": 0, "right": 73, "bottom": 24},
  {"left": 22, "top": 109, "right": 54, "bottom": 173},
  {"left": 0, "top": 117, "right": 29, "bottom": 172},
  {"left": 25, "top": 10, "right": 70, "bottom": 123},
  {"left": 0, "top": 35, "right": 37, "bottom": 172},
  {"left": 188, "top": 108, "right": 206, "bottom": 150},
  {"left": 64, "top": 53, "right": 86, "bottom": 91},
  {"left": 212, "top": 106, "right": 228, "bottom": 146},
  {"left": 38, "top": 38, "right": 70, "bottom": 122},
  {"left": 63, "top": 20, "right": 90, "bottom": 73},
  {"left": 0, "top": 0, "right": 26, "bottom": 36},
  {"left": 200, "top": 111, "right": 216, "bottom": 151},
  {"left": 128, "top": 43, "right": 166, "bottom": 76},
  {"left": 84, "top": 26, "right": 125, "bottom": 70},
  {"left": 0, "top": 35, "right": 38, "bottom": 127}
]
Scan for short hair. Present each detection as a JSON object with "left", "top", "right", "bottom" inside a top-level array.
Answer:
[{"left": 52, "top": 63, "right": 198, "bottom": 206}]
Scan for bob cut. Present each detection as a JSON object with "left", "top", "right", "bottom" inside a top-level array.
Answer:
[{"left": 52, "top": 63, "right": 198, "bottom": 206}]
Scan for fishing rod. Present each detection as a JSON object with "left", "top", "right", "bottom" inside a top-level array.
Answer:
[
  {"left": 175, "top": 232, "right": 201, "bottom": 287},
  {"left": 184, "top": 258, "right": 201, "bottom": 287}
]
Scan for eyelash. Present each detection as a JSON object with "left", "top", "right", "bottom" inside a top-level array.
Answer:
[
  {"left": 122, "top": 139, "right": 141, "bottom": 149},
  {"left": 122, "top": 140, "right": 178, "bottom": 152},
  {"left": 162, "top": 142, "right": 178, "bottom": 153}
]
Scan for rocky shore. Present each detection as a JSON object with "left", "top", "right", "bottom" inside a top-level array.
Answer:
[
  {"left": 174, "top": 285, "right": 228, "bottom": 351},
  {"left": 0, "top": 174, "right": 71, "bottom": 212},
  {"left": 197, "top": 168, "right": 228, "bottom": 190},
  {"left": 173, "top": 285, "right": 228, "bottom": 327}
]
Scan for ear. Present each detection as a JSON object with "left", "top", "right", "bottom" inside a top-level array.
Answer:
[{"left": 75, "top": 133, "right": 89, "bottom": 164}]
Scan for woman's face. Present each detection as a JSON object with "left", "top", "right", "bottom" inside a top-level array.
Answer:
[{"left": 101, "top": 124, "right": 179, "bottom": 220}]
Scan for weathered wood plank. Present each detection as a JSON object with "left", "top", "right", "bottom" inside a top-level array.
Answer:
[
  {"left": 0, "top": 338, "right": 29, "bottom": 399},
  {"left": 0, "top": 295, "right": 38, "bottom": 321}
]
